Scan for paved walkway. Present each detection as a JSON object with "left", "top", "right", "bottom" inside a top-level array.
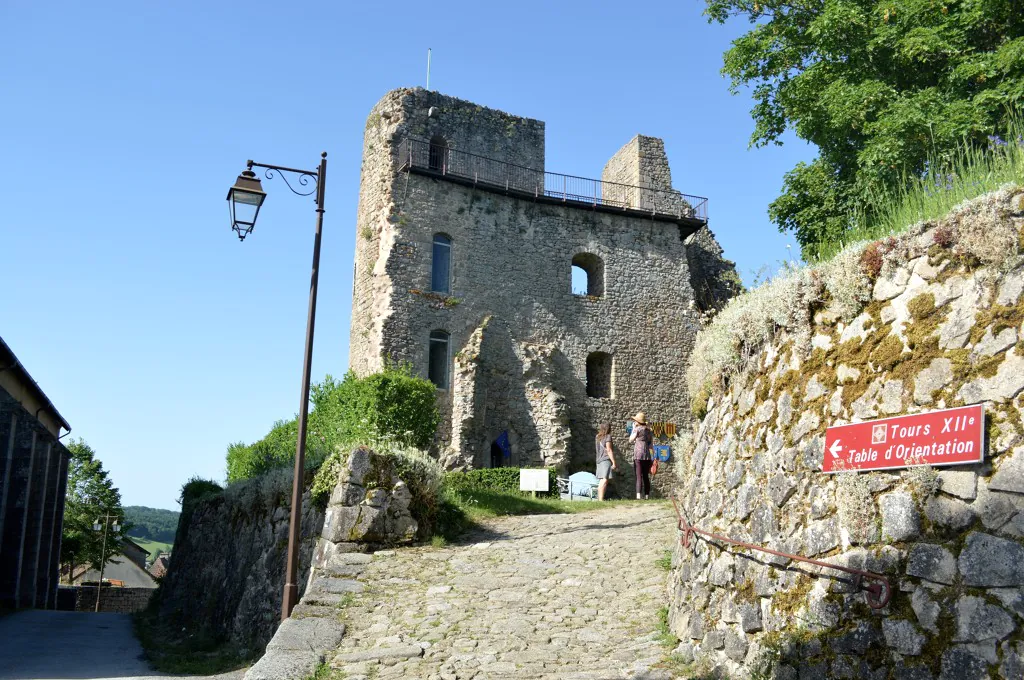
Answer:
[
  {"left": 327, "top": 503, "right": 678, "bottom": 679},
  {"left": 0, "top": 610, "right": 245, "bottom": 680}
]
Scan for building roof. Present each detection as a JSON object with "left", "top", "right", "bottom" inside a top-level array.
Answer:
[
  {"left": 0, "top": 335, "right": 71, "bottom": 434},
  {"left": 149, "top": 555, "right": 170, "bottom": 579},
  {"left": 81, "top": 555, "right": 158, "bottom": 589}
]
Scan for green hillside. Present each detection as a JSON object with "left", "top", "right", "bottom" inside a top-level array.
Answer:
[
  {"left": 124, "top": 505, "right": 179, "bottom": 544},
  {"left": 131, "top": 537, "right": 173, "bottom": 561}
]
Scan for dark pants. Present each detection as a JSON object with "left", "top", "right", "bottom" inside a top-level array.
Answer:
[{"left": 635, "top": 459, "right": 653, "bottom": 497}]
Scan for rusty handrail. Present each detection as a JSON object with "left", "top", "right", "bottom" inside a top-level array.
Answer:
[{"left": 670, "top": 496, "right": 892, "bottom": 609}]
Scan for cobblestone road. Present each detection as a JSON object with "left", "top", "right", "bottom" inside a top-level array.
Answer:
[{"left": 327, "top": 503, "right": 678, "bottom": 680}]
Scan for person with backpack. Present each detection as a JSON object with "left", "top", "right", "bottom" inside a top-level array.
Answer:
[{"left": 629, "top": 412, "right": 654, "bottom": 499}]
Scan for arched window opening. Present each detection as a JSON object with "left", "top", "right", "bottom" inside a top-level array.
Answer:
[
  {"left": 586, "top": 352, "right": 613, "bottom": 399},
  {"left": 431, "top": 233, "right": 451, "bottom": 293},
  {"left": 571, "top": 253, "right": 605, "bottom": 297},
  {"left": 428, "top": 330, "right": 450, "bottom": 389},
  {"left": 428, "top": 135, "right": 448, "bottom": 172}
]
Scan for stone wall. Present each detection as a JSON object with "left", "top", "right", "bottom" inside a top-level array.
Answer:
[
  {"left": 685, "top": 226, "right": 743, "bottom": 314},
  {"left": 156, "top": 473, "right": 325, "bottom": 657},
  {"left": 348, "top": 88, "right": 723, "bottom": 498},
  {"left": 244, "top": 447, "right": 421, "bottom": 680},
  {"left": 74, "top": 585, "right": 154, "bottom": 613},
  {"left": 668, "top": 190, "right": 1024, "bottom": 678},
  {"left": 602, "top": 135, "right": 688, "bottom": 215},
  {"left": 348, "top": 88, "right": 545, "bottom": 378}
]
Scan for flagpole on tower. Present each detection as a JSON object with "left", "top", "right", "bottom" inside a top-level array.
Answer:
[{"left": 426, "top": 48, "right": 432, "bottom": 90}]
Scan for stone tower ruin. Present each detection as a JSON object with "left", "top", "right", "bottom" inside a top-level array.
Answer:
[{"left": 349, "top": 88, "right": 735, "bottom": 495}]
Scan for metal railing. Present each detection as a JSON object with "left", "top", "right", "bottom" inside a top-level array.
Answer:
[
  {"left": 671, "top": 496, "right": 892, "bottom": 609},
  {"left": 397, "top": 138, "right": 708, "bottom": 224}
]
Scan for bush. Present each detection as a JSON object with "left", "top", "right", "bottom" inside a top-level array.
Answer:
[
  {"left": 313, "top": 366, "right": 439, "bottom": 451},
  {"left": 226, "top": 365, "right": 440, "bottom": 484},
  {"left": 226, "top": 419, "right": 298, "bottom": 483},
  {"left": 442, "top": 467, "right": 558, "bottom": 496}
]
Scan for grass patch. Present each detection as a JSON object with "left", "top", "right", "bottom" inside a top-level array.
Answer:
[
  {"left": 431, "top": 487, "right": 657, "bottom": 542},
  {"left": 128, "top": 537, "right": 172, "bottom": 561},
  {"left": 811, "top": 119, "right": 1024, "bottom": 262},
  {"left": 452, "top": 489, "right": 649, "bottom": 522},
  {"left": 656, "top": 550, "right": 673, "bottom": 571},
  {"left": 133, "top": 607, "right": 252, "bottom": 675},
  {"left": 655, "top": 606, "right": 678, "bottom": 648},
  {"left": 305, "top": 661, "right": 345, "bottom": 680}
]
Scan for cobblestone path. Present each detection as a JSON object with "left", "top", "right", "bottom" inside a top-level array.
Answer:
[{"left": 325, "top": 503, "right": 678, "bottom": 680}]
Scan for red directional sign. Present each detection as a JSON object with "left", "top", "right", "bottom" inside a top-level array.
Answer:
[{"left": 823, "top": 404, "right": 985, "bottom": 473}]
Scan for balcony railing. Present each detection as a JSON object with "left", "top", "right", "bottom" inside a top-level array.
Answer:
[{"left": 396, "top": 138, "right": 708, "bottom": 225}]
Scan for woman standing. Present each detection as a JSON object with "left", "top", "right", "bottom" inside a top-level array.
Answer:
[
  {"left": 595, "top": 423, "right": 617, "bottom": 501},
  {"left": 629, "top": 412, "right": 654, "bottom": 500}
]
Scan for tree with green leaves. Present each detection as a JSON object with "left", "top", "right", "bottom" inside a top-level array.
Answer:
[
  {"left": 706, "top": 0, "right": 1024, "bottom": 257},
  {"left": 60, "top": 439, "right": 126, "bottom": 581},
  {"left": 225, "top": 365, "right": 440, "bottom": 483}
]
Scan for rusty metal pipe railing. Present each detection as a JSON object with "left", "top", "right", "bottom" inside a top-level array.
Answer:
[{"left": 670, "top": 496, "right": 892, "bottom": 609}]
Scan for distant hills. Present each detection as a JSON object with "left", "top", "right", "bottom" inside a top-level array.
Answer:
[{"left": 124, "top": 506, "right": 179, "bottom": 544}]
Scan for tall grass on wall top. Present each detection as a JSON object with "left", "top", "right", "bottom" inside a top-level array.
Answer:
[
  {"left": 686, "top": 181, "right": 1023, "bottom": 417},
  {"left": 812, "top": 118, "right": 1024, "bottom": 262}
]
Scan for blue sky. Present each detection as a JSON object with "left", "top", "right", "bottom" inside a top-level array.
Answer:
[{"left": 0, "top": 1, "right": 814, "bottom": 510}]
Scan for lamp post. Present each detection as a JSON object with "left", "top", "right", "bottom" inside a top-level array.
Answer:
[
  {"left": 226, "top": 152, "right": 327, "bottom": 621},
  {"left": 92, "top": 513, "right": 120, "bottom": 612}
]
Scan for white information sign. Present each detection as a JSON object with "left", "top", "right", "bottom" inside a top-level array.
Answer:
[{"left": 519, "top": 468, "right": 550, "bottom": 492}]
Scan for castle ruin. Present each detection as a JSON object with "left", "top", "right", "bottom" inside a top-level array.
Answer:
[{"left": 348, "top": 88, "right": 737, "bottom": 495}]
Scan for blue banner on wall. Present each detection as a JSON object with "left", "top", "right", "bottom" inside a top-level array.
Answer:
[{"left": 653, "top": 444, "right": 671, "bottom": 462}]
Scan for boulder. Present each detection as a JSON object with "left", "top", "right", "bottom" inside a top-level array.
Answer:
[
  {"left": 882, "top": 619, "right": 925, "bottom": 656},
  {"left": 880, "top": 491, "right": 921, "bottom": 541},
  {"left": 805, "top": 518, "right": 840, "bottom": 556},
  {"left": 924, "top": 495, "right": 975, "bottom": 531},
  {"left": 911, "top": 587, "right": 940, "bottom": 632},
  {"left": 954, "top": 596, "right": 1015, "bottom": 642},
  {"left": 974, "top": 327, "right": 1018, "bottom": 357},
  {"left": 991, "top": 447, "right": 1024, "bottom": 494},
  {"left": 905, "top": 543, "right": 956, "bottom": 585},
  {"left": 939, "top": 647, "right": 990, "bottom": 680},
  {"left": 913, "top": 358, "right": 953, "bottom": 405},
  {"left": 937, "top": 470, "right": 977, "bottom": 500},
  {"left": 958, "top": 532, "right": 1024, "bottom": 586},
  {"left": 768, "top": 474, "right": 798, "bottom": 508},
  {"left": 956, "top": 349, "right": 1024, "bottom": 403}
]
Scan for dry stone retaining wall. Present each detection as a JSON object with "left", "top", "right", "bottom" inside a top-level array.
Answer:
[
  {"left": 245, "top": 447, "right": 420, "bottom": 680},
  {"left": 74, "top": 585, "right": 153, "bottom": 613},
  {"left": 669, "top": 190, "right": 1024, "bottom": 679},
  {"left": 156, "top": 475, "right": 325, "bottom": 657}
]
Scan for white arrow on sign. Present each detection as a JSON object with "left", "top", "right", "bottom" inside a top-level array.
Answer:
[{"left": 829, "top": 439, "right": 843, "bottom": 459}]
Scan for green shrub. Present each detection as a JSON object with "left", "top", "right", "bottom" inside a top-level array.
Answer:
[
  {"left": 226, "top": 365, "right": 440, "bottom": 484},
  {"left": 442, "top": 467, "right": 558, "bottom": 496},
  {"left": 225, "top": 419, "right": 298, "bottom": 483},
  {"left": 312, "top": 366, "right": 439, "bottom": 451}
]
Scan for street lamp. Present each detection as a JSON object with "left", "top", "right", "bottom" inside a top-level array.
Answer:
[
  {"left": 226, "top": 152, "right": 327, "bottom": 621},
  {"left": 226, "top": 167, "right": 267, "bottom": 240},
  {"left": 92, "top": 513, "right": 120, "bottom": 612}
]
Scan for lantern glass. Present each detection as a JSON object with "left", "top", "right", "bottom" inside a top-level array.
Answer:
[
  {"left": 226, "top": 170, "right": 266, "bottom": 240},
  {"left": 113, "top": 523, "right": 120, "bottom": 532},
  {"left": 93, "top": 522, "right": 101, "bottom": 531}
]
